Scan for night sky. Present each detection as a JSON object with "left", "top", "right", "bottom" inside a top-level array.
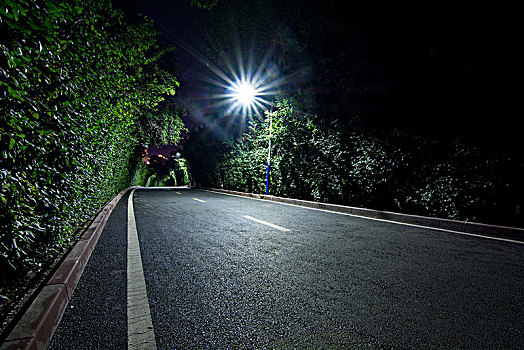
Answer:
[{"left": 116, "top": 1, "right": 520, "bottom": 153}]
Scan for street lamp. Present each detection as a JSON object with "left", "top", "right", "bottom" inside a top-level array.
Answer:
[
  {"left": 230, "top": 80, "right": 272, "bottom": 195},
  {"left": 265, "top": 109, "right": 273, "bottom": 195}
]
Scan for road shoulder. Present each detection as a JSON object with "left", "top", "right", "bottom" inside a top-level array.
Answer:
[{"left": 201, "top": 187, "right": 524, "bottom": 244}]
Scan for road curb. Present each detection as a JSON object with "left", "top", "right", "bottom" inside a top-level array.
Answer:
[
  {"left": 203, "top": 187, "right": 524, "bottom": 243},
  {"left": 0, "top": 186, "right": 138, "bottom": 350}
]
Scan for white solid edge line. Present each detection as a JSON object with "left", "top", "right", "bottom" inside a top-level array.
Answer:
[
  {"left": 143, "top": 186, "right": 190, "bottom": 189},
  {"left": 243, "top": 215, "right": 291, "bottom": 232},
  {"left": 200, "top": 189, "right": 524, "bottom": 245},
  {"left": 127, "top": 189, "right": 157, "bottom": 349}
]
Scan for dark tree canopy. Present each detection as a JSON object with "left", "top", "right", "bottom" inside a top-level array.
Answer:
[{"left": 196, "top": 1, "right": 518, "bottom": 146}]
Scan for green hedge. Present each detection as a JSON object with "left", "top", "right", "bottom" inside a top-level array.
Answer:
[{"left": 0, "top": 0, "right": 177, "bottom": 280}]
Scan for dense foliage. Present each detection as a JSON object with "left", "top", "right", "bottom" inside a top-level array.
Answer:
[
  {"left": 137, "top": 103, "right": 187, "bottom": 147},
  {"left": 185, "top": 1, "right": 523, "bottom": 228},
  {"left": 0, "top": 0, "right": 179, "bottom": 281},
  {"left": 187, "top": 96, "right": 524, "bottom": 227},
  {"left": 189, "top": 0, "right": 218, "bottom": 10},
  {"left": 145, "top": 156, "right": 191, "bottom": 187}
]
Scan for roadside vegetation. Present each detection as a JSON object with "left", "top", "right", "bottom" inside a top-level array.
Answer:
[
  {"left": 188, "top": 96, "right": 523, "bottom": 227},
  {"left": 0, "top": 0, "right": 183, "bottom": 310},
  {"left": 186, "top": 0, "right": 524, "bottom": 229},
  {"left": 145, "top": 155, "right": 192, "bottom": 187}
]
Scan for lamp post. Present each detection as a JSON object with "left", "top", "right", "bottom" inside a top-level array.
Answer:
[
  {"left": 230, "top": 80, "right": 272, "bottom": 195},
  {"left": 265, "top": 110, "right": 272, "bottom": 195}
]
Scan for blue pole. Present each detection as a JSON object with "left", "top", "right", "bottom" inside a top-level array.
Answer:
[
  {"left": 265, "top": 162, "right": 270, "bottom": 195},
  {"left": 265, "top": 111, "right": 272, "bottom": 195}
]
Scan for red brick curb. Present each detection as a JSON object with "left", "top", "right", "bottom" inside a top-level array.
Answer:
[
  {"left": 204, "top": 188, "right": 524, "bottom": 242},
  {"left": 0, "top": 186, "right": 138, "bottom": 350}
]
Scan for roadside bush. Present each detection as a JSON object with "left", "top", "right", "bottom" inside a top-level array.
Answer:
[
  {"left": 212, "top": 97, "right": 346, "bottom": 202},
  {"left": 130, "top": 160, "right": 151, "bottom": 187},
  {"left": 208, "top": 96, "right": 522, "bottom": 227},
  {"left": 405, "top": 139, "right": 497, "bottom": 221},
  {"left": 0, "top": 0, "right": 178, "bottom": 281}
]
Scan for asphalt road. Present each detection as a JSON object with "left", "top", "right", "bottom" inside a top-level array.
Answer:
[{"left": 50, "top": 188, "right": 524, "bottom": 349}]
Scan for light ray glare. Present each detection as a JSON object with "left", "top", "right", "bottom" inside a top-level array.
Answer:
[
  {"left": 155, "top": 23, "right": 282, "bottom": 117},
  {"left": 233, "top": 32, "right": 247, "bottom": 84},
  {"left": 186, "top": 31, "right": 279, "bottom": 117},
  {"left": 250, "top": 47, "right": 276, "bottom": 88},
  {"left": 141, "top": 10, "right": 283, "bottom": 118},
  {"left": 222, "top": 67, "right": 273, "bottom": 117}
]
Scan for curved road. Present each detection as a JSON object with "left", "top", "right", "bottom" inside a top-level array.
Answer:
[{"left": 50, "top": 188, "right": 524, "bottom": 349}]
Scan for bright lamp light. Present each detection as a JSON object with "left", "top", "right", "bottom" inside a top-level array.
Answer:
[
  {"left": 229, "top": 79, "right": 261, "bottom": 114},
  {"left": 233, "top": 81, "right": 257, "bottom": 106}
]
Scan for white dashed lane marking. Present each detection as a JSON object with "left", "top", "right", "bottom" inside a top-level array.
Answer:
[{"left": 243, "top": 215, "right": 291, "bottom": 232}]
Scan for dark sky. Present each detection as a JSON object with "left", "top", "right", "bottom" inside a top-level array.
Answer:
[
  {"left": 116, "top": 0, "right": 212, "bottom": 104},
  {"left": 134, "top": 0, "right": 210, "bottom": 103},
  {"left": 115, "top": 0, "right": 212, "bottom": 155},
  {"left": 117, "top": 1, "right": 520, "bottom": 152}
]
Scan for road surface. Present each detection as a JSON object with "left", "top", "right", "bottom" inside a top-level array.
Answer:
[{"left": 49, "top": 188, "right": 524, "bottom": 349}]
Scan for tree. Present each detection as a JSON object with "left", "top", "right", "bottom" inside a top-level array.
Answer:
[
  {"left": 137, "top": 103, "right": 187, "bottom": 147},
  {"left": 211, "top": 97, "right": 346, "bottom": 202},
  {"left": 190, "top": 0, "right": 218, "bottom": 10}
]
